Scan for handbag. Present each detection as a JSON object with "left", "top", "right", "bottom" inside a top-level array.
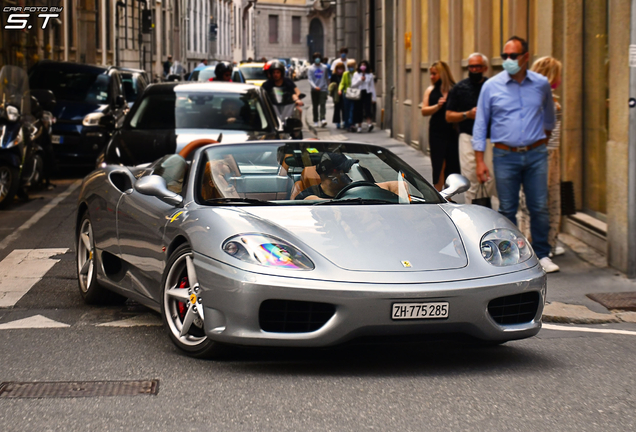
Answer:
[
  {"left": 471, "top": 183, "right": 492, "bottom": 208},
  {"left": 345, "top": 87, "right": 361, "bottom": 100}
]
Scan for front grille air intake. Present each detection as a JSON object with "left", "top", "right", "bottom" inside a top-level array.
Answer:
[
  {"left": 259, "top": 300, "right": 336, "bottom": 333},
  {"left": 488, "top": 292, "right": 540, "bottom": 325}
]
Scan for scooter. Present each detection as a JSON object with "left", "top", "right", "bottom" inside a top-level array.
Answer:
[
  {"left": 0, "top": 66, "right": 56, "bottom": 208},
  {"left": 270, "top": 93, "right": 305, "bottom": 140}
]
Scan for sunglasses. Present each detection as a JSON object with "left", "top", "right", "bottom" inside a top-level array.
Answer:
[
  {"left": 467, "top": 64, "right": 485, "bottom": 70},
  {"left": 500, "top": 53, "right": 525, "bottom": 60}
]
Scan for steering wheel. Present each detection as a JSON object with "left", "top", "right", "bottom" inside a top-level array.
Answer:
[{"left": 334, "top": 181, "right": 380, "bottom": 199}]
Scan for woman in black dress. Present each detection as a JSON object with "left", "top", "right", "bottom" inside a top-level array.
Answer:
[{"left": 421, "top": 60, "right": 460, "bottom": 191}]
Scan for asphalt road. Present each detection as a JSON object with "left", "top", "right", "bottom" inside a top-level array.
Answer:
[{"left": 0, "top": 130, "right": 635, "bottom": 431}]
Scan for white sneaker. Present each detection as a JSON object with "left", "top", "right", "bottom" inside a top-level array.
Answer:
[
  {"left": 540, "top": 257, "right": 560, "bottom": 273},
  {"left": 321, "top": 119, "right": 327, "bottom": 127},
  {"left": 549, "top": 246, "right": 566, "bottom": 258},
  {"left": 313, "top": 122, "right": 319, "bottom": 127},
  {"left": 356, "top": 126, "right": 362, "bottom": 133}
]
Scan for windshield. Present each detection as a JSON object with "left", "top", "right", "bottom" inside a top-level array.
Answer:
[
  {"left": 128, "top": 89, "right": 272, "bottom": 131},
  {"left": 197, "top": 143, "right": 443, "bottom": 205},
  {"left": 240, "top": 66, "right": 268, "bottom": 81},
  {"left": 197, "top": 67, "right": 218, "bottom": 81},
  {"left": 0, "top": 66, "right": 29, "bottom": 112},
  {"left": 29, "top": 66, "right": 110, "bottom": 104},
  {"left": 120, "top": 73, "right": 144, "bottom": 103}
]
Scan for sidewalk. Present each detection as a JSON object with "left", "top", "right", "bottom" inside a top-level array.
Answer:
[{"left": 298, "top": 79, "right": 636, "bottom": 325}]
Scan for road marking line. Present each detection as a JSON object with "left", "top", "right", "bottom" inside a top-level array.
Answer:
[
  {"left": 0, "top": 180, "right": 82, "bottom": 252},
  {"left": 543, "top": 323, "right": 636, "bottom": 336},
  {"left": 0, "top": 314, "right": 70, "bottom": 329},
  {"left": 97, "top": 314, "right": 162, "bottom": 327},
  {"left": 0, "top": 248, "right": 68, "bottom": 308}
]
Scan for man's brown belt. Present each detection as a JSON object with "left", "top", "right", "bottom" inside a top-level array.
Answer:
[{"left": 493, "top": 140, "right": 547, "bottom": 152}]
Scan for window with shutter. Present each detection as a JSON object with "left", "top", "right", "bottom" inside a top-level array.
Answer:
[{"left": 269, "top": 15, "right": 279, "bottom": 44}]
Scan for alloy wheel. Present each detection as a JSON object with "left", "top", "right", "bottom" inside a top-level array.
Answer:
[
  {"left": 163, "top": 253, "right": 207, "bottom": 347},
  {"left": 77, "top": 218, "right": 95, "bottom": 292}
]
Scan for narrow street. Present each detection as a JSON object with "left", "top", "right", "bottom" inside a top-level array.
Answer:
[{"left": 0, "top": 79, "right": 633, "bottom": 431}]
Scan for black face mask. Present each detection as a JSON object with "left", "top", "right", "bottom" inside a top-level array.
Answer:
[{"left": 469, "top": 72, "right": 483, "bottom": 84}]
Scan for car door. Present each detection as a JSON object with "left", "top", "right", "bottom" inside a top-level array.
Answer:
[{"left": 116, "top": 155, "right": 187, "bottom": 300}]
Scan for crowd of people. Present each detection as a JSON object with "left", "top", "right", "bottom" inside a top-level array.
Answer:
[{"left": 420, "top": 36, "right": 563, "bottom": 273}]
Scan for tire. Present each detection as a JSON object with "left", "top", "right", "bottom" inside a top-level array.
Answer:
[
  {"left": 0, "top": 165, "right": 20, "bottom": 209},
  {"left": 161, "top": 243, "right": 225, "bottom": 358},
  {"left": 77, "top": 211, "right": 116, "bottom": 304},
  {"left": 29, "top": 153, "right": 45, "bottom": 190}
]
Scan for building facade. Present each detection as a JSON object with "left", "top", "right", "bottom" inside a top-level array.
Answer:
[
  {"left": 0, "top": 0, "right": 177, "bottom": 79},
  {"left": 0, "top": 0, "right": 255, "bottom": 77},
  {"left": 253, "top": 0, "right": 336, "bottom": 61}
]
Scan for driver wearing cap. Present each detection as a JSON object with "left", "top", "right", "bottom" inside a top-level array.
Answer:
[{"left": 296, "top": 152, "right": 403, "bottom": 200}]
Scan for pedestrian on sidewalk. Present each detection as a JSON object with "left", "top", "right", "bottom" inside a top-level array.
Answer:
[
  {"left": 445, "top": 53, "right": 496, "bottom": 204},
  {"left": 350, "top": 60, "right": 377, "bottom": 133},
  {"left": 308, "top": 51, "right": 329, "bottom": 127},
  {"left": 196, "top": 59, "right": 208, "bottom": 69},
  {"left": 421, "top": 60, "right": 460, "bottom": 191},
  {"left": 473, "top": 36, "right": 558, "bottom": 273},
  {"left": 331, "top": 47, "right": 354, "bottom": 73},
  {"left": 163, "top": 55, "right": 173, "bottom": 79},
  {"left": 338, "top": 59, "right": 357, "bottom": 130},
  {"left": 517, "top": 56, "right": 565, "bottom": 259},
  {"left": 330, "top": 62, "right": 346, "bottom": 129}
]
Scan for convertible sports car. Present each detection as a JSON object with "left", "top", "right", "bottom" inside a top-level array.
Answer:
[{"left": 76, "top": 140, "right": 546, "bottom": 358}]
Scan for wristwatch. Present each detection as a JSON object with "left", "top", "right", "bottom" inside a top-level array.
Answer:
[{"left": 462, "top": 112, "right": 467, "bottom": 120}]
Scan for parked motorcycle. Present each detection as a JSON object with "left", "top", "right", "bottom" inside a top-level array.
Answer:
[{"left": 0, "top": 66, "right": 56, "bottom": 208}]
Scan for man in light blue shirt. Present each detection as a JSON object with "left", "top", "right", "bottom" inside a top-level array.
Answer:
[
  {"left": 472, "top": 36, "right": 558, "bottom": 272},
  {"left": 308, "top": 51, "right": 329, "bottom": 127}
]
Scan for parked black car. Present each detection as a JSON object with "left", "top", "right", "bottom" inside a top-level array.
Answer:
[
  {"left": 29, "top": 61, "right": 129, "bottom": 167},
  {"left": 99, "top": 82, "right": 302, "bottom": 166}
]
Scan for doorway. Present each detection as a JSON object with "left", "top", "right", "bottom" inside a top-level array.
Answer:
[{"left": 308, "top": 18, "right": 324, "bottom": 57}]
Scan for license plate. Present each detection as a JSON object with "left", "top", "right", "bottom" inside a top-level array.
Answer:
[
  {"left": 51, "top": 135, "right": 63, "bottom": 144},
  {"left": 391, "top": 302, "right": 449, "bottom": 320}
]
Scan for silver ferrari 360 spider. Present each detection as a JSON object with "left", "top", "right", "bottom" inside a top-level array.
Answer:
[{"left": 76, "top": 140, "right": 546, "bottom": 357}]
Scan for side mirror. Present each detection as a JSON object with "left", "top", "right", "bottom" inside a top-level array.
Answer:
[
  {"left": 99, "top": 113, "right": 115, "bottom": 128},
  {"left": 134, "top": 175, "right": 183, "bottom": 206},
  {"left": 26, "top": 89, "right": 56, "bottom": 112},
  {"left": 115, "top": 94, "right": 126, "bottom": 108},
  {"left": 440, "top": 174, "right": 470, "bottom": 199},
  {"left": 284, "top": 117, "right": 303, "bottom": 133}
]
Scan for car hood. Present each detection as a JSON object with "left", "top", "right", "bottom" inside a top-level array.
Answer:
[
  {"left": 237, "top": 205, "right": 467, "bottom": 272},
  {"left": 53, "top": 101, "right": 105, "bottom": 122},
  {"left": 175, "top": 129, "right": 275, "bottom": 153}
]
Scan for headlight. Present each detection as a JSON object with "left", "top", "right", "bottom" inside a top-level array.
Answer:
[
  {"left": 82, "top": 112, "right": 104, "bottom": 127},
  {"left": 480, "top": 229, "right": 533, "bottom": 266},
  {"left": 222, "top": 234, "right": 314, "bottom": 270},
  {"left": 6, "top": 105, "right": 19, "bottom": 122},
  {"left": 5, "top": 128, "right": 23, "bottom": 148}
]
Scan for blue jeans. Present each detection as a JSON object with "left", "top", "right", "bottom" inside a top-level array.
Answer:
[
  {"left": 343, "top": 96, "right": 354, "bottom": 128},
  {"left": 493, "top": 145, "right": 551, "bottom": 259}
]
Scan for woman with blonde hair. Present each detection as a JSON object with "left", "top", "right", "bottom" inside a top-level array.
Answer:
[
  {"left": 338, "top": 59, "right": 358, "bottom": 130},
  {"left": 421, "top": 60, "right": 460, "bottom": 190},
  {"left": 517, "top": 56, "right": 565, "bottom": 258}
]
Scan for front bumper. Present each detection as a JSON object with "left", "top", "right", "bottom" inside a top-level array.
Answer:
[
  {"left": 196, "top": 253, "right": 547, "bottom": 347},
  {"left": 51, "top": 124, "right": 109, "bottom": 166}
]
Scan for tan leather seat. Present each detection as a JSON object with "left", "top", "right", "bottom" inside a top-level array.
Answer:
[
  {"left": 201, "top": 156, "right": 241, "bottom": 201},
  {"left": 290, "top": 166, "right": 320, "bottom": 199}
]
